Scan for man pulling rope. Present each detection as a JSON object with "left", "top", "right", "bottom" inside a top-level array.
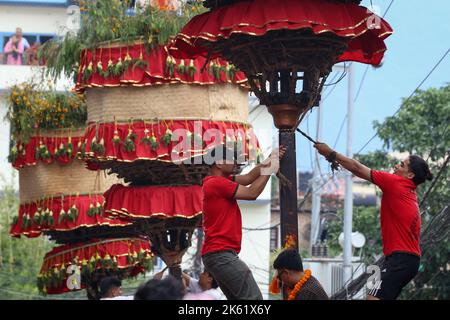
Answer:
[{"left": 313, "top": 141, "right": 433, "bottom": 300}]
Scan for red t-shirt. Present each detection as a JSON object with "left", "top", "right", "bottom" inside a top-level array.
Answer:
[
  {"left": 202, "top": 175, "right": 242, "bottom": 256},
  {"left": 371, "top": 170, "right": 421, "bottom": 257}
]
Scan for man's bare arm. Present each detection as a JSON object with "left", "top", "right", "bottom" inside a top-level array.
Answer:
[
  {"left": 314, "top": 143, "right": 372, "bottom": 182},
  {"left": 234, "top": 174, "right": 271, "bottom": 201},
  {"left": 234, "top": 146, "right": 287, "bottom": 186},
  {"left": 233, "top": 165, "right": 261, "bottom": 186}
]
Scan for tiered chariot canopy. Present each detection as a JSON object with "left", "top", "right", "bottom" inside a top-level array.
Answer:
[
  {"left": 38, "top": 237, "right": 152, "bottom": 296},
  {"left": 6, "top": 87, "right": 132, "bottom": 243},
  {"left": 171, "top": 0, "right": 393, "bottom": 125},
  {"left": 76, "top": 43, "right": 261, "bottom": 185}
]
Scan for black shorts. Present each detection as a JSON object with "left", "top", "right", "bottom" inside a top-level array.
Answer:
[{"left": 370, "top": 252, "right": 420, "bottom": 300}]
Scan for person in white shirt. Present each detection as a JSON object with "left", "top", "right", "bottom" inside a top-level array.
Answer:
[
  {"left": 153, "top": 267, "right": 224, "bottom": 300},
  {"left": 183, "top": 270, "right": 224, "bottom": 300}
]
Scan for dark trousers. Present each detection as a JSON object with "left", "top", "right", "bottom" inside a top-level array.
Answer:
[{"left": 202, "top": 250, "right": 263, "bottom": 300}]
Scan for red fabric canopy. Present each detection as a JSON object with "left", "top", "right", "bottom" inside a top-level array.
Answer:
[
  {"left": 104, "top": 184, "right": 203, "bottom": 219},
  {"left": 39, "top": 238, "right": 152, "bottom": 295},
  {"left": 81, "top": 120, "right": 260, "bottom": 165},
  {"left": 12, "top": 134, "right": 84, "bottom": 169},
  {"left": 170, "top": 0, "right": 393, "bottom": 66},
  {"left": 74, "top": 44, "right": 247, "bottom": 93},
  {"left": 10, "top": 194, "right": 132, "bottom": 238}
]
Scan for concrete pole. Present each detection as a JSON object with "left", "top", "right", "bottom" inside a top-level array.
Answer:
[
  {"left": 343, "top": 63, "right": 354, "bottom": 292},
  {"left": 310, "top": 99, "right": 323, "bottom": 253}
]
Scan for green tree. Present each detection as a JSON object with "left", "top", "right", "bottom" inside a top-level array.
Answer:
[
  {"left": 328, "top": 206, "right": 382, "bottom": 265},
  {"left": 0, "top": 175, "right": 54, "bottom": 299}
]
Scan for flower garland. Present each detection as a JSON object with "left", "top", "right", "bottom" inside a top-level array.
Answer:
[{"left": 287, "top": 269, "right": 312, "bottom": 300}]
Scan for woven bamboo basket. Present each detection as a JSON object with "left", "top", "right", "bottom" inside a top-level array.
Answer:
[
  {"left": 19, "top": 160, "right": 120, "bottom": 203},
  {"left": 86, "top": 84, "right": 249, "bottom": 123},
  {"left": 34, "top": 128, "right": 86, "bottom": 138}
]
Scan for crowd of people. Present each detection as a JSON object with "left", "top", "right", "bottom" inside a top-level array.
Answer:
[
  {"left": 95, "top": 139, "right": 432, "bottom": 301},
  {"left": 97, "top": 269, "right": 224, "bottom": 301}
]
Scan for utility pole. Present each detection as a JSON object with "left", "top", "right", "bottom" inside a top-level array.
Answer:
[
  {"left": 310, "top": 63, "right": 348, "bottom": 253},
  {"left": 343, "top": 63, "right": 355, "bottom": 292},
  {"left": 310, "top": 98, "right": 323, "bottom": 253}
]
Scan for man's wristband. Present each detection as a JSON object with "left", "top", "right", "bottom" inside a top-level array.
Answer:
[{"left": 326, "top": 151, "right": 337, "bottom": 162}]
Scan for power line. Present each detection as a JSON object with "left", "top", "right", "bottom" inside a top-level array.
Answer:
[
  {"left": 356, "top": 47, "right": 450, "bottom": 154},
  {"left": 332, "top": 114, "right": 347, "bottom": 149}
]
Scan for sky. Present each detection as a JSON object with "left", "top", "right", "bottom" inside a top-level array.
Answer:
[{"left": 294, "top": 0, "right": 450, "bottom": 173}]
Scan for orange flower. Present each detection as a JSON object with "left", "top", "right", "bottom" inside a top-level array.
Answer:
[
  {"left": 269, "top": 272, "right": 281, "bottom": 294},
  {"left": 287, "top": 269, "right": 312, "bottom": 300},
  {"left": 283, "top": 234, "right": 297, "bottom": 249}
]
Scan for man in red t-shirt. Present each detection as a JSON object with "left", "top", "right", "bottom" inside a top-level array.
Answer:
[
  {"left": 314, "top": 142, "right": 433, "bottom": 300},
  {"left": 202, "top": 144, "right": 285, "bottom": 300}
]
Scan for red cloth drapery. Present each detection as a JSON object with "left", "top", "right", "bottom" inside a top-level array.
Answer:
[
  {"left": 170, "top": 0, "right": 393, "bottom": 66},
  {"left": 81, "top": 120, "right": 260, "bottom": 164},
  {"left": 12, "top": 134, "right": 84, "bottom": 169},
  {"left": 39, "top": 238, "right": 152, "bottom": 294},
  {"left": 104, "top": 184, "right": 203, "bottom": 219},
  {"left": 10, "top": 194, "right": 132, "bottom": 238},
  {"left": 74, "top": 44, "right": 248, "bottom": 93}
]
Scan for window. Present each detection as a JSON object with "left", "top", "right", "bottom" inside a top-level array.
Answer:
[
  {"left": 270, "top": 226, "right": 279, "bottom": 252},
  {"left": 1, "top": 32, "right": 55, "bottom": 65}
]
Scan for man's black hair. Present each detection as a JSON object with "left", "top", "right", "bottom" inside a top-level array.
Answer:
[
  {"left": 134, "top": 276, "right": 185, "bottom": 300},
  {"left": 99, "top": 276, "right": 122, "bottom": 298},
  {"left": 204, "top": 271, "right": 219, "bottom": 289},
  {"left": 409, "top": 155, "right": 433, "bottom": 185},
  {"left": 273, "top": 249, "right": 304, "bottom": 272},
  {"left": 204, "top": 144, "right": 244, "bottom": 167}
]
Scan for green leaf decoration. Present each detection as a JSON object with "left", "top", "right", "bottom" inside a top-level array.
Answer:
[
  {"left": 91, "top": 137, "right": 105, "bottom": 155},
  {"left": 188, "top": 60, "right": 196, "bottom": 78},
  {"left": 226, "top": 64, "right": 236, "bottom": 81},
  {"left": 65, "top": 142, "right": 73, "bottom": 158},
  {"left": 69, "top": 205, "right": 79, "bottom": 222},
  {"left": 82, "top": 62, "right": 93, "bottom": 82},
  {"left": 96, "top": 201, "right": 103, "bottom": 216},
  {"left": 113, "top": 58, "right": 124, "bottom": 77},
  {"left": 58, "top": 209, "right": 66, "bottom": 224},
  {"left": 48, "top": 211, "right": 55, "bottom": 226},
  {"left": 166, "top": 56, "right": 175, "bottom": 76},
  {"left": 107, "top": 59, "right": 115, "bottom": 76},
  {"left": 177, "top": 60, "right": 186, "bottom": 74},
  {"left": 131, "top": 57, "right": 149, "bottom": 72},
  {"left": 161, "top": 129, "right": 172, "bottom": 147},
  {"left": 22, "top": 215, "right": 30, "bottom": 229},
  {"left": 123, "top": 131, "right": 137, "bottom": 152},
  {"left": 8, "top": 145, "right": 18, "bottom": 163},
  {"left": 112, "top": 130, "right": 121, "bottom": 145},
  {"left": 35, "top": 142, "right": 51, "bottom": 161},
  {"left": 87, "top": 204, "right": 96, "bottom": 217}
]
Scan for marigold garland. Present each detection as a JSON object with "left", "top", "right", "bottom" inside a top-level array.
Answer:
[{"left": 287, "top": 269, "right": 312, "bottom": 300}]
